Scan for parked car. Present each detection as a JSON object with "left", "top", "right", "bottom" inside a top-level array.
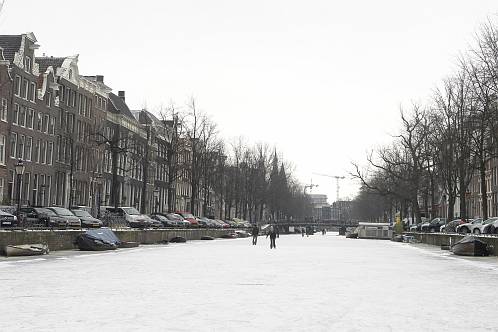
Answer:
[
  {"left": 441, "top": 219, "right": 467, "bottom": 233},
  {"left": 0, "top": 210, "right": 17, "bottom": 227},
  {"left": 409, "top": 222, "right": 424, "bottom": 232},
  {"left": 103, "top": 207, "right": 153, "bottom": 228},
  {"left": 456, "top": 218, "right": 484, "bottom": 234},
  {"left": 166, "top": 213, "right": 190, "bottom": 228},
  {"left": 46, "top": 207, "right": 82, "bottom": 228},
  {"left": 150, "top": 214, "right": 178, "bottom": 228},
  {"left": 176, "top": 211, "right": 199, "bottom": 227},
  {"left": 472, "top": 217, "right": 498, "bottom": 234},
  {"left": 421, "top": 218, "right": 447, "bottom": 233},
  {"left": 18, "top": 207, "right": 58, "bottom": 228},
  {"left": 70, "top": 209, "right": 103, "bottom": 228}
]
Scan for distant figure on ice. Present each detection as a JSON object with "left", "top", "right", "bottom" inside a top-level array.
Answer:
[
  {"left": 322, "top": 229, "right": 326, "bottom": 235},
  {"left": 301, "top": 228, "right": 305, "bottom": 237},
  {"left": 252, "top": 225, "right": 259, "bottom": 245},
  {"left": 267, "top": 226, "right": 277, "bottom": 249}
]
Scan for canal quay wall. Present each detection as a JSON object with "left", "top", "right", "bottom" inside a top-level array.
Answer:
[
  {"left": 0, "top": 228, "right": 232, "bottom": 254},
  {"left": 409, "top": 232, "right": 498, "bottom": 256}
]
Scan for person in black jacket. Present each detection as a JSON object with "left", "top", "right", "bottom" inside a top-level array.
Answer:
[
  {"left": 267, "top": 226, "right": 277, "bottom": 249},
  {"left": 252, "top": 225, "right": 259, "bottom": 245}
]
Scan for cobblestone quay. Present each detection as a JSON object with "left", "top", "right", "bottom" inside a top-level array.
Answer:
[{"left": 0, "top": 228, "right": 232, "bottom": 254}]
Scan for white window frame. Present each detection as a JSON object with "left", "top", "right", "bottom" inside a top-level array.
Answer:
[
  {"left": 0, "top": 98, "right": 7, "bottom": 122},
  {"left": 10, "top": 132, "right": 17, "bottom": 159},
  {"left": 0, "top": 134, "right": 5, "bottom": 165}
]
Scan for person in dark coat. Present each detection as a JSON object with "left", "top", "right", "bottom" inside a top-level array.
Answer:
[
  {"left": 252, "top": 225, "right": 259, "bottom": 245},
  {"left": 301, "top": 227, "right": 305, "bottom": 237},
  {"left": 267, "top": 226, "right": 277, "bottom": 249}
]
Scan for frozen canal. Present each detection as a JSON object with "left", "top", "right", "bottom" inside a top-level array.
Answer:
[{"left": 2, "top": 233, "right": 498, "bottom": 331}]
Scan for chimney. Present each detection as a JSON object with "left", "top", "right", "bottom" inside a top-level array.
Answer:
[
  {"left": 118, "top": 91, "right": 125, "bottom": 101},
  {"left": 96, "top": 75, "right": 104, "bottom": 83}
]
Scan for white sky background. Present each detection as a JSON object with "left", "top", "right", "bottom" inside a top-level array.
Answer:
[{"left": 1, "top": 1, "right": 497, "bottom": 203}]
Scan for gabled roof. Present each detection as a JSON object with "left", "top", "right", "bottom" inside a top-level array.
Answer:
[
  {"left": 108, "top": 92, "right": 135, "bottom": 120},
  {"left": 35, "top": 56, "right": 66, "bottom": 74},
  {"left": 0, "top": 35, "right": 22, "bottom": 63}
]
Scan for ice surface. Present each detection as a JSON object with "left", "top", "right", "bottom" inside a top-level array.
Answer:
[{"left": 1, "top": 234, "right": 498, "bottom": 331}]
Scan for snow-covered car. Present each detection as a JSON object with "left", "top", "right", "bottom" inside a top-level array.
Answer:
[
  {"left": 421, "top": 218, "right": 447, "bottom": 232},
  {"left": 103, "top": 207, "right": 154, "bottom": 228},
  {"left": 456, "top": 218, "right": 484, "bottom": 234},
  {"left": 440, "top": 219, "right": 467, "bottom": 233},
  {"left": 71, "top": 209, "right": 103, "bottom": 228},
  {"left": 166, "top": 213, "right": 190, "bottom": 228}
]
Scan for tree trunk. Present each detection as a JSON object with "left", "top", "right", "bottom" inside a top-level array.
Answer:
[{"left": 480, "top": 159, "right": 488, "bottom": 220}]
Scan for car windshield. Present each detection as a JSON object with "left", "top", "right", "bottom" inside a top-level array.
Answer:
[
  {"left": 181, "top": 213, "right": 194, "bottom": 219},
  {"left": 36, "top": 208, "right": 56, "bottom": 216},
  {"left": 153, "top": 215, "right": 167, "bottom": 221},
  {"left": 484, "top": 218, "right": 498, "bottom": 224},
  {"left": 72, "top": 210, "right": 92, "bottom": 218},
  {"left": 122, "top": 207, "right": 140, "bottom": 215},
  {"left": 50, "top": 207, "right": 74, "bottom": 216}
]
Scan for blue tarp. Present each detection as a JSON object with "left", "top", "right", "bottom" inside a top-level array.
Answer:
[{"left": 84, "top": 228, "right": 121, "bottom": 245}]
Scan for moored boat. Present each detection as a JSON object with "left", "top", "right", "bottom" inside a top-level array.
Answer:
[
  {"left": 75, "top": 228, "right": 121, "bottom": 251},
  {"left": 4, "top": 244, "right": 49, "bottom": 257},
  {"left": 451, "top": 235, "right": 490, "bottom": 256},
  {"left": 346, "top": 232, "right": 359, "bottom": 239},
  {"left": 170, "top": 236, "right": 187, "bottom": 243},
  {"left": 118, "top": 241, "right": 139, "bottom": 248},
  {"left": 201, "top": 236, "right": 215, "bottom": 240}
]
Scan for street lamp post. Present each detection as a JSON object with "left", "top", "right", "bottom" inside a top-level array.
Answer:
[
  {"left": 15, "top": 159, "right": 25, "bottom": 220},
  {"left": 96, "top": 174, "right": 103, "bottom": 220}
]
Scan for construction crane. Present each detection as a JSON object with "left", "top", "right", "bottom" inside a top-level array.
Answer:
[{"left": 312, "top": 173, "right": 345, "bottom": 202}]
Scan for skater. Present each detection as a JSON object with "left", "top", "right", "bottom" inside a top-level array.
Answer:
[
  {"left": 322, "top": 228, "right": 326, "bottom": 235},
  {"left": 267, "top": 226, "right": 277, "bottom": 249},
  {"left": 301, "top": 227, "right": 305, "bottom": 237},
  {"left": 252, "top": 225, "right": 259, "bottom": 245}
]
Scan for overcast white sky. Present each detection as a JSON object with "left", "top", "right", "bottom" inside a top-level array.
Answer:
[{"left": 1, "top": 1, "right": 497, "bottom": 203}]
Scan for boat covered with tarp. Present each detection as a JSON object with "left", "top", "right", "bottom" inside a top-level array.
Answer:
[
  {"left": 451, "top": 235, "right": 490, "bottom": 256},
  {"left": 76, "top": 228, "right": 139, "bottom": 251},
  {"left": 4, "top": 244, "right": 49, "bottom": 257}
]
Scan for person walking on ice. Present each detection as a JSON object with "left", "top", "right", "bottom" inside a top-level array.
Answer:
[
  {"left": 251, "top": 224, "right": 259, "bottom": 245},
  {"left": 267, "top": 225, "right": 277, "bottom": 249}
]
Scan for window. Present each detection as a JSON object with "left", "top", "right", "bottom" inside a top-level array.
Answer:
[
  {"left": 59, "top": 85, "right": 65, "bottom": 103},
  {"left": 29, "top": 82, "right": 36, "bottom": 102},
  {"left": 0, "top": 177, "right": 4, "bottom": 204},
  {"left": 43, "top": 114, "right": 49, "bottom": 133},
  {"left": 47, "top": 142, "right": 53, "bottom": 165},
  {"left": 18, "top": 106, "right": 26, "bottom": 127},
  {"left": 0, "top": 134, "right": 5, "bottom": 165},
  {"left": 9, "top": 132, "right": 17, "bottom": 158},
  {"left": 46, "top": 92, "right": 52, "bottom": 107},
  {"left": 36, "top": 112, "right": 42, "bottom": 131},
  {"left": 13, "top": 104, "right": 19, "bottom": 125},
  {"left": 40, "top": 141, "right": 46, "bottom": 164},
  {"left": 0, "top": 98, "right": 7, "bottom": 122},
  {"left": 22, "top": 79, "right": 28, "bottom": 100},
  {"left": 27, "top": 109, "right": 34, "bottom": 129},
  {"left": 25, "top": 137, "right": 32, "bottom": 162},
  {"left": 33, "top": 139, "right": 39, "bottom": 163},
  {"left": 14, "top": 76, "right": 21, "bottom": 96},
  {"left": 24, "top": 56, "right": 31, "bottom": 73},
  {"left": 48, "top": 116, "right": 55, "bottom": 135},
  {"left": 17, "top": 135, "right": 25, "bottom": 159}
]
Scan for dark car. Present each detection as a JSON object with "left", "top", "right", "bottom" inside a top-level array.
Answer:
[
  {"left": 150, "top": 214, "right": 178, "bottom": 228},
  {"left": 421, "top": 218, "right": 447, "bottom": 233},
  {"left": 18, "top": 207, "right": 66, "bottom": 228},
  {"left": 441, "top": 219, "right": 467, "bottom": 233},
  {"left": 71, "top": 209, "right": 103, "bottom": 228},
  {"left": 46, "top": 207, "right": 81, "bottom": 229},
  {"left": 0, "top": 210, "right": 17, "bottom": 227}
]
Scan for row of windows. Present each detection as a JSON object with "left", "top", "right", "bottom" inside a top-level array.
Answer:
[
  {"left": 12, "top": 104, "right": 55, "bottom": 134},
  {"left": 9, "top": 132, "right": 54, "bottom": 165},
  {"left": 14, "top": 76, "right": 36, "bottom": 103}
]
